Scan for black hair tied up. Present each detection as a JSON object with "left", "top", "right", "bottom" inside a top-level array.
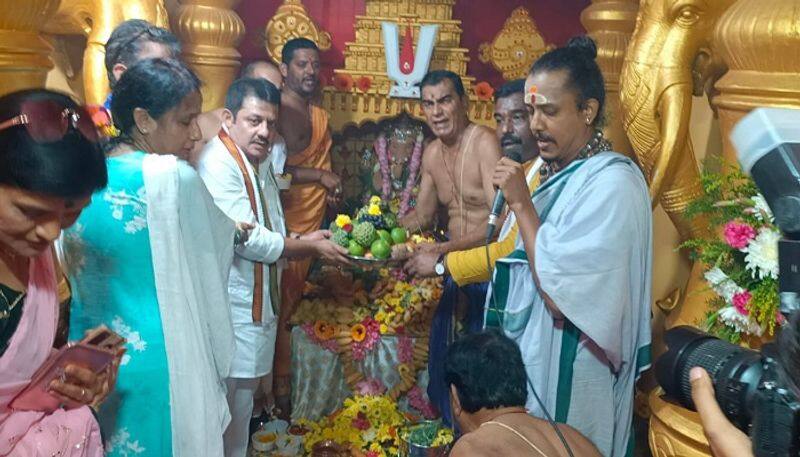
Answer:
[{"left": 531, "top": 35, "right": 606, "bottom": 127}]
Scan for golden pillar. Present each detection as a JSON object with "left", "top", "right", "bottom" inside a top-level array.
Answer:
[
  {"left": 172, "top": 0, "right": 245, "bottom": 111},
  {"left": 0, "top": 0, "right": 60, "bottom": 97},
  {"left": 581, "top": 0, "right": 638, "bottom": 158},
  {"left": 44, "top": 0, "right": 171, "bottom": 105},
  {"left": 713, "top": 0, "right": 800, "bottom": 166}
]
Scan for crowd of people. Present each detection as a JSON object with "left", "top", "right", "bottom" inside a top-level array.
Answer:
[{"left": 0, "top": 17, "right": 793, "bottom": 457}]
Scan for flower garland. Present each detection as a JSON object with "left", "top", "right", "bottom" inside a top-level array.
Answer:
[
  {"left": 373, "top": 132, "right": 424, "bottom": 217},
  {"left": 301, "top": 394, "right": 405, "bottom": 457},
  {"left": 682, "top": 168, "right": 783, "bottom": 343},
  {"left": 399, "top": 133, "right": 424, "bottom": 217},
  {"left": 374, "top": 135, "right": 391, "bottom": 200}
]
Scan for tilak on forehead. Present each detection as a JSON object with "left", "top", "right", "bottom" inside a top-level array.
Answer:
[{"left": 524, "top": 85, "right": 549, "bottom": 105}]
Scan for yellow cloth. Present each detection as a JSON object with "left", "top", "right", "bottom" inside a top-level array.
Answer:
[
  {"left": 447, "top": 160, "right": 540, "bottom": 286},
  {"left": 280, "top": 104, "right": 332, "bottom": 313}
]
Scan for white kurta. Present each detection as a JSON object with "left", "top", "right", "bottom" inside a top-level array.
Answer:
[
  {"left": 197, "top": 132, "right": 287, "bottom": 379},
  {"left": 486, "top": 152, "right": 652, "bottom": 457}
]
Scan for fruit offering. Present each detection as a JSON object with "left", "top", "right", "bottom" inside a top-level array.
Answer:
[{"left": 330, "top": 196, "right": 408, "bottom": 260}]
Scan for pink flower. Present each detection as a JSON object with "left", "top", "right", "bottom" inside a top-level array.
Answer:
[
  {"left": 351, "top": 411, "right": 371, "bottom": 430},
  {"left": 777, "top": 311, "right": 787, "bottom": 326},
  {"left": 355, "top": 377, "right": 387, "bottom": 396},
  {"left": 366, "top": 452, "right": 380, "bottom": 457},
  {"left": 732, "top": 290, "right": 752, "bottom": 315},
  {"left": 398, "top": 336, "right": 413, "bottom": 364},
  {"left": 407, "top": 385, "right": 437, "bottom": 419},
  {"left": 724, "top": 221, "right": 757, "bottom": 250}
]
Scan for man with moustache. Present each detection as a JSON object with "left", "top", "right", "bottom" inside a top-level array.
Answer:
[
  {"left": 489, "top": 37, "right": 652, "bottom": 456},
  {"left": 193, "top": 60, "right": 287, "bottom": 170},
  {"left": 274, "top": 37, "right": 342, "bottom": 418},
  {"left": 405, "top": 79, "right": 541, "bottom": 286},
  {"left": 196, "top": 78, "right": 349, "bottom": 456},
  {"left": 397, "top": 70, "right": 501, "bottom": 426}
]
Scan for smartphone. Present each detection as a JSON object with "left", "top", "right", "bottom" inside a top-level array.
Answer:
[{"left": 9, "top": 326, "right": 125, "bottom": 413}]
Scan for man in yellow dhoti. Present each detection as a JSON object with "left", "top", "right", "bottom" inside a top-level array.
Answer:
[
  {"left": 405, "top": 80, "right": 541, "bottom": 285},
  {"left": 274, "top": 38, "right": 342, "bottom": 417}
]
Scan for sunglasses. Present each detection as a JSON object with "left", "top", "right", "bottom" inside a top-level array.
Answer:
[{"left": 0, "top": 100, "right": 99, "bottom": 143}]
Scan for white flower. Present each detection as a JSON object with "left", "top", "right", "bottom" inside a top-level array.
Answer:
[
  {"left": 718, "top": 306, "right": 764, "bottom": 336},
  {"left": 704, "top": 267, "right": 743, "bottom": 303},
  {"left": 751, "top": 194, "right": 774, "bottom": 222},
  {"left": 743, "top": 227, "right": 780, "bottom": 279}
]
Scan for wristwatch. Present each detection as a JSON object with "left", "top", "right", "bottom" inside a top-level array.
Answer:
[{"left": 434, "top": 254, "right": 446, "bottom": 276}]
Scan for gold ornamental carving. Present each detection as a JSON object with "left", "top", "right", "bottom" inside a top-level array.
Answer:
[
  {"left": 172, "top": 0, "right": 245, "bottom": 110},
  {"left": 478, "top": 7, "right": 552, "bottom": 81},
  {"left": 620, "top": 0, "right": 736, "bottom": 240},
  {"left": 713, "top": 0, "right": 800, "bottom": 167},
  {"left": 0, "top": 0, "right": 60, "bottom": 97},
  {"left": 264, "top": 0, "right": 332, "bottom": 65},
  {"left": 580, "top": 0, "right": 638, "bottom": 159},
  {"left": 649, "top": 389, "right": 711, "bottom": 457},
  {"left": 43, "top": 0, "right": 170, "bottom": 105}
]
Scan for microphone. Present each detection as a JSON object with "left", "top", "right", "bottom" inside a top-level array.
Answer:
[{"left": 486, "top": 143, "right": 524, "bottom": 241}]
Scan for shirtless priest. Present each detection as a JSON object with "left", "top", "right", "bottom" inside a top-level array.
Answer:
[{"left": 398, "top": 70, "right": 501, "bottom": 425}]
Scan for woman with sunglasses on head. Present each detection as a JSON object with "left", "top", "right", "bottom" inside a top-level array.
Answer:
[
  {"left": 61, "top": 58, "right": 241, "bottom": 456},
  {"left": 0, "top": 89, "right": 112, "bottom": 456}
]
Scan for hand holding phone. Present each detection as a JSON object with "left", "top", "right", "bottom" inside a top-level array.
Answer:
[{"left": 10, "top": 325, "right": 126, "bottom": 413}]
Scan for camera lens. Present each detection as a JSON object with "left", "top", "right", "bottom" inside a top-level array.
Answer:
[{"left": 656, "top": 326, "right": 764, "bottom": 431}]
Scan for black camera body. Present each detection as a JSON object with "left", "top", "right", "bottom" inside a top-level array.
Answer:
[{"left": 656, "top": 326, "right": 800, "bottom": 456}]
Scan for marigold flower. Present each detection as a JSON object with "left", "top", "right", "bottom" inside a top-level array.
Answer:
[
  {"left": 351, "top": 323, "right": 367, "bottom": 342},
  {"left": 368, "top": 204, "right": 382, "bottom": 216},
  {"left": 336, "top": 214, "right": 352, "bottom": 228},
  {"left": 333, "top": 73, "right": 355, "bottom": 92},
  {"left": 357, "top": 76, "right": 373, "bottom": 92},
  {"left": 370, "top": 195, "right": 382, "bottom": 205}
]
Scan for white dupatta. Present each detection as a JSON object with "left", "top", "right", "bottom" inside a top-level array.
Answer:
[{"left": 143, "top": 154, "right": 235, "bottom": 456}]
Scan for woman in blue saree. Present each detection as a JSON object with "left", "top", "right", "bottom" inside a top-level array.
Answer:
[{"left": 62, "top": 58, "right": 242, "bottom": 456}]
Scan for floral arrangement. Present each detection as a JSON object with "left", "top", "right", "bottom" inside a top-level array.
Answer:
[
  {"left": 682, "top": 167, "right": 783, "bottom": 343},
  {"left": 86, "top": 105, "right": 118, "bottom": 138},
  {"left": 291, "top": 263, "right": 440, "bottom": 398},
  {"left": 300, "top": 394, "right": 406, "bottom": 457},
  {"left": 373, "top": 132, "right": 424, "bottom": 217}
]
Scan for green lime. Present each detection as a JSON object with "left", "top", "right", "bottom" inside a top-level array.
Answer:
[
  {"left": 376, "top": 229, "right": 393, "bottom": 246},
  {"left": 348, "top": 240, "right": 365, "bottom": 257},
  {"left": 370, "top": 239, "right": 391, "bottom": 259},
  {"left": 390, "top": 227, "right": 407, "bottom": 244}
]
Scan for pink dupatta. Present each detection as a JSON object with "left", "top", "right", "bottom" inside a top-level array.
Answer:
[{"left": 0, "top": 250, "right": 103, "bottom": 456}]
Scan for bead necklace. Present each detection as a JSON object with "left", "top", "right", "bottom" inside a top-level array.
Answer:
[{"left": 539, "top": 129, "right": 612, "bottom": 183}]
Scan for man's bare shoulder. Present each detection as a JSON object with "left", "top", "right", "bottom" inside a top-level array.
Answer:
[
  {"left": 421, "top": 138, "right": 441, "bottom": 167},
  {"left": 449, "top": 431, "right": 495, "bottom": 457}
]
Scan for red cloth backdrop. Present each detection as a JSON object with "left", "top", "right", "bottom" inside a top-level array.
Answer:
[{"left": 237, "top": 0, "right": 589, "bottom": 89}]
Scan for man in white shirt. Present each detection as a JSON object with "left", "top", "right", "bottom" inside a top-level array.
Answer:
[{"left": 196, "top": 78, "right": 350, "bottom": 457}]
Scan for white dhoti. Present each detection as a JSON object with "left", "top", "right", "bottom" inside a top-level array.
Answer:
[{"left": 486, "top": 152, "right": 652, "bottom": 457}]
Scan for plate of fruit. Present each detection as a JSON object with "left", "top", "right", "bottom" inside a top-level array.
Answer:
[{"left": 330, "top": 196, "right": 409, "bottom": 266}]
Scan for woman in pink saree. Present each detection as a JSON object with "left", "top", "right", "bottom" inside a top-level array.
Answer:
[{"left": 0, "top": 89, "right": 114, "bottom": 456}]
